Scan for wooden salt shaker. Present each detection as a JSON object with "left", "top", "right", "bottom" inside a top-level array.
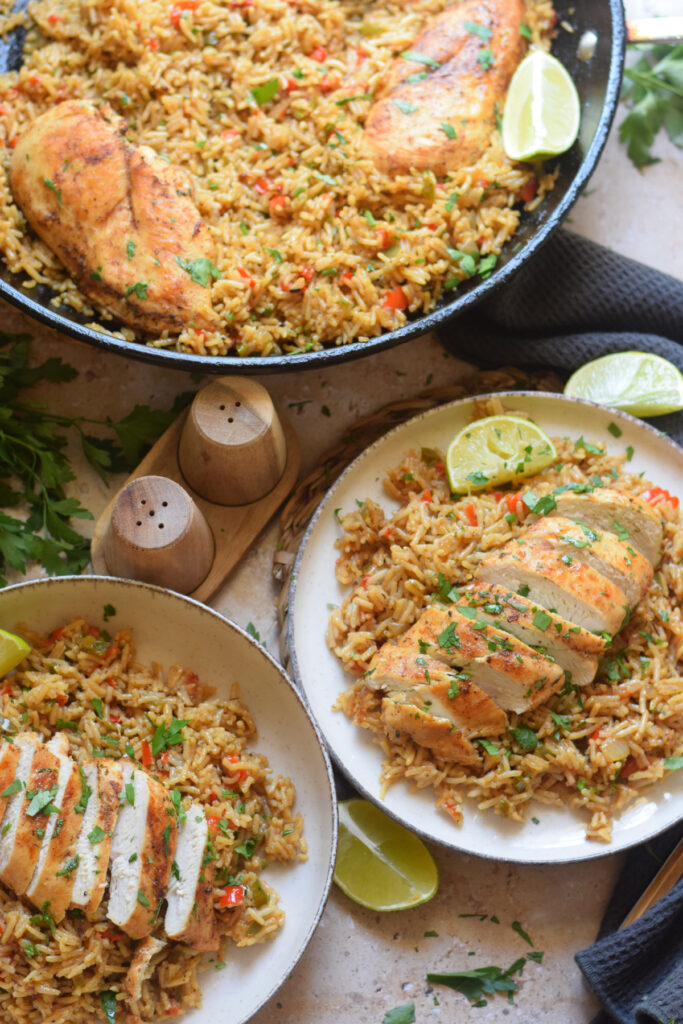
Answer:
[
  {"left": 177, "top": 378, "right": 287, "bottom": 505},
  {"left": 103, "top": 475, "right": 214, "bottom": 594}
]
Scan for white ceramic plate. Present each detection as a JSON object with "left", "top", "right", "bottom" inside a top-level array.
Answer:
[
  {"left": 289, "top": 392, "right": 683, "bottom": 864},
  {"left": 0, "top": 577, "right": 336, "bottom": 1024}
]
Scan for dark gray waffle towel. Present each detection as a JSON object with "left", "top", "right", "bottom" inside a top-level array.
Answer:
[
  {"left": 440, "top": 228, "right": 683, "bottom": 1024},
  {"left": 440, "top": 229, "right": 683, "bottom": 444}
]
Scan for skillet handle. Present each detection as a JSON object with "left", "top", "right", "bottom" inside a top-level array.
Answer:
[{"left": 626, "top": 16, "right": 683, "bottom": 44}]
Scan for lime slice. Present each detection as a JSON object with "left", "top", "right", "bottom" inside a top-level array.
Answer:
[
  {"left": 502, "top": 49, "right": 580, "bottom": 161},
  {"left": 446, "top": 414, "right": 556, "bottom": 494},
  {"left": 565, "top": 352, "right": 683, "bottom": 417},
  {"left": 334, "top": 799, "right": 438, "bottom": 911},
  {"left": 0, "top": 628, "right": 30, "bottom": 677}
]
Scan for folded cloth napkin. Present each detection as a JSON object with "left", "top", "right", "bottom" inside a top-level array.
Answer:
[
  {"left": 439, "top": 228, "right": 683, "bottom": 444},
  {"left": 440, "top": 227, "right": 683, "bottom": 1024}
]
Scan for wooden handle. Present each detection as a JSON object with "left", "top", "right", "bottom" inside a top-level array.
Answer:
[
  {"left": 620, "top": 837, "right": 683, "bottom": 929},
  {"left": 103, "top": 475, "right": 214, "bottom": 594},
  {"left": 178, "top": 378, "right": 287, "bottom": 506}
]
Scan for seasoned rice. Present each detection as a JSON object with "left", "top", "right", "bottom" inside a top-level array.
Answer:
[
  {"left": 0, "top": 0, "right": 556, "bottom": 356},
  {"left": 0, "top": 619, "right": 305, "bottom": 1023},
  {"left": 327, "top": 411, "right": 683, "bottom": 842}
]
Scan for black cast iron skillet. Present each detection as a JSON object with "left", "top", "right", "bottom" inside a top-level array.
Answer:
[{"left": 0, "top": 0, "right": 626, "bottom": 374}]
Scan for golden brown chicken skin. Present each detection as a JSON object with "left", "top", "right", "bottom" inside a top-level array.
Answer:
[
  {"left": 363, "top": 0, "right": 525, "bottom": 175},
  {"left": 10, "top": 100, "right": 218, "bottom": 333}
]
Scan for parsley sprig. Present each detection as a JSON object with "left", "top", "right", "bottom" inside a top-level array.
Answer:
[
  {"left": 619, "top": 43, "right": 683, "bottom": 168},
  {"left": 0, "top": 332, "right": 191, "bottom": 584}
]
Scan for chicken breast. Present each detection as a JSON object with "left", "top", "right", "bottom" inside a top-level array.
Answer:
[
  {"left": 25, "top": 736, "right": 85, "bottom": 921},
  {"left": 124, "top": 936, "right": 167, "bottom": 1001},
  {"left": 524, "top": 516, "right": 654, "bottom": 609},
  {"left": 458, "top": 582, "right": 605, "bottom": 687},
  {"left": 363, "top": 0, "right": 525, "bottom": 174},
  {"left": 0, "top": 742, "right": 20, "bottom": 829},
  {"left": 478, "top": 545, "right": 630, "bottom": 636},
  {"left": 165, "top": 803, "right": 219, "bottom": 952},
  {"left": 0, "top": 736, "right": 60, "bottom": 894},
  {"left": 10, "top": 100, "right": 219, "bottom": 334},
  {"left": 369, "top": 642, "right": 507, "bottom": 735},
  {"left": 398, "top": 606, "right": 564, "bottom": 712},
  {"left": 108, "top": 762, "right": 177, "bottom": 939},
  {"left": 71, "top": 759, "right": 123, "bottom": 913},
  {"left": 381, "top": 693, "right": 481, "bottom": 764},
  {"left": 549, "top": 488, "right": 664, "bottom": 568}
]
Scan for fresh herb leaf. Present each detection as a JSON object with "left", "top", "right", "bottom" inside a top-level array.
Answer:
[
  {"left": 136, "top": 889, "right": 150, "bottom": 907},
  {"left": 125, "top": 782, "right": 135, "bottom": 806},
  {"left": 619, "top": 44, "right": 683, "bottom": 169},
  {"left": 175, "top": 256, "right": 221, "bottom": 288},
  {"left": 56, "top": 855, "right": 79, "bottom": 878},
  {"left": 382, "top": 1005, "right": 416, "bottom": 1024},
  {"left": 510, "top": 726, "right": 538, "bottom": 751},
  {"left": 575, "top": 436, "right": 603, "bottom": 455},
  {"left": 26, "top": 785, "right": 59, "bottom": 818},
  {"left": 427, "top": 961, "right": 521, "bottom": 1002},
  {"left": 400, "top": 50, "right": 440, "bottom": 68},
  {"left": 439, "top": 122, "right": 457, "bottom": 139},
  {"left": 100, "top": 991, "right": 117, "bottom": 1024},
  {"left": 162, "top": 823, "right": 171, "bottom": 857},
  {"left": 91, "top": 698, "right": 104, "bottom": 719},
  {"left": 246, "top": 622, "right": 261, "bottom": 643},
  {"left": 664, "top": 756, "right": 683, "bottom": 770},
  {"left": 126, "top": 241, "right": 135, "bottom": 260},
  {"left": 1, "top": 779, "right": 21, "bottom": 797},
  {"left": 250, "top": 78, "right": 280, "bottom": 106},
  {"left": 550, "top": 711, "right": 572, "bottom": 732},
  {"left": 75, "top": 766, "right": 92, "bottom": 815},
  {"left": 533, "top": 609, "right": 552, "bottom": 631},
  {"left": 520, "top": 23, "right": 532, "bottom": 39},
  {"left": 393, "top": 98, "right": 419, "bottom": 115},
  {"left": 464, "top": 20, "right": 492, "bottom": 40},
  {"left": 88, "top": 825, "right": 106, "bottom": 844},
  {"left": 476, "top": 738, "right": 500, "bottom": 755},
  {"left": 477, "top": 48, "right": 494, "bottom": 70},
  {"left": 512, "top": 920, "right": 534, "bottom": 947},
  {"left": 607, "top": 422, "right": 622, "bottom": 438},
  {"left": 147, "top": 716, "right": 189, "bottom": 756}
]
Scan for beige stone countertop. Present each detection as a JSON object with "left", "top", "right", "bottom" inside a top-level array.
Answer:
[{"left": 2, "top": 1, "right": 683, "bottom": 1020}]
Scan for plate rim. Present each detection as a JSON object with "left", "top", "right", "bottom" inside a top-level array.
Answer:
[
  {"left": 0, "top": 574, "right": 338, "bottom": 1024},
  {"left": 287, "top": 390, "right": 683, "bottom": 864}
]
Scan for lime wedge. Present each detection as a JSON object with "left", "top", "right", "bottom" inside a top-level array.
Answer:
[
  {"left": 334, "top": 799, "right": 438, "bottom": 911},
  {"left": 502, "top": 50, "right": 580, "bottom": 162},
  {"left": 0, "top": 628, "right": 30, "bottom": 677},
  {"left": 446, "top": 414, "right": 556, "bottom": 494},
  {"left": 565, "top": 352, "right": 683, "bottom": 417}
]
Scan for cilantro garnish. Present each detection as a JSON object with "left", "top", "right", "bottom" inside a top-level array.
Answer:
[
  {"left": 250, "top": 78, "right": 280, "bottom": 106},
  {"left": 464, "top": 20, "right": 492, "bottom": 40},
  {"left": 56, "top": 855, "right": 79, "bottom": 878},
  {"left": 100, "top": 991, "right": 117, "bottom": 1024},
  {"left": 175, "top": 256, "right": 222, "bottom": 287},
  {"left": 427, "top": 958, "right": 525, "bottom": 1003},
  {"left": 400, "top": 50, "right": 440, "bottom": 69},
  {"left": 619, "top": 43, "right": 683, "bottom": 168},
  {"left": 88, "top": 825, "right": 106, "bottom": 844},
  {"left": 382, "top": 1005, "right": 416, "bottom": 1024},
  {"left": 477, "top": 48, "right": 494, "bottom": 70},
  {"left": 124, "top": 281, "right": 149, "bottom": 300},
  {"left": 146, "top": 715, "right": 189, "bottom": 756},
  {"left": 509, "top": 726, "right": 538, "bottom": 751},
  {"left": 393, "top": 98, "right": 419, "bottom": 115},
  {"left": 512, "top": 920, "right": 534, "bottom": 947}
]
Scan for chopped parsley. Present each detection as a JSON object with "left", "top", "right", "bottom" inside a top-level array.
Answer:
[
  {"left": 509, "top": 726, "right": 538, "bottom": 751},
  {"left": 175, "top": 256, "right": 221, "bottom": 288},
  {"left": 126, "top": 240, "right": 135, "bottom": 260},
  {"left": 464, "top": 20, "right": 492, "bottom": 40},
  {"left": 88, "top": 825, "right": 106, "bottom": 844},
  {"left": 137, "top": 889, "right": 150, "bottom": 908},
  {"left": 1, "top": 779, "right": 21, "bottom": 797},
  {"left": 74, "top": 766, "right": 92, "bottom": 815},
  {"left": 607, "top": 422, "right": 622, "bottom": 438},
  {"left": 477, "top": 48, "right": 495, "bottom": 70},
  {"left": 124, "top": 281, "right": 149, "bottom": 301},
  {"left": 147, "top": 715, "right": 189, "bottom": 756},
  {"left": 400, "top": 50, "right": 440, "bottom": 68},
  {"left": 250, "top": 78, "right": 280, "bottom": 106},
  {"left": 56, "top": 855, "right": 80, "bottom": 878},
  {"left": 393, "top": 98, "right": 419, "bottom": 115}
]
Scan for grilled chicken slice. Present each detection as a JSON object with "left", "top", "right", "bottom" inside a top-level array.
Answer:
[
  {"left": 25, "top": 736, "right": 84, "bottom": 921},
  {"left": 0, "top": 735, "right": 60, "bottom": 894},
  {"left": 478, "top": 543, "right": 630, "bottom": 636},
  {"left": 124, "top": 936, "right": 167, "bottom": 1001},
  {"left": 0, "top": 742, "right": 20, "bottom": 829},
  {"left": 0, "top": 734, "right": 39, "bottom": 885},
  {"left": 71, "top": 759, "right": 123, "bottom": 913},
  {"left": 363, "top": 0, "right": 525, "bottom": 174},
  {"left": 549, "top": 488, "right": 663, "bottom": 568},
  {"left": 399, "top": 606, "right": 564, "bottom": 712},
  {"left": 165, "top": 803, "right": 219, "bottom": 952},
  {"left": 369, "top": 643, "right": 507, "bottom": 735},
  {"left": 10, "top": 100, "right": 218, "bottom": 334},
  {"left": 524, "top": 516, "right": 654, "bottom": 609},
  {"left": 381, "top": 693, "right": 480, "bottom": 764},
  {"left": 458, "top": 582, "right": 605, "bottom": 687},
  {"left": 108, "top": 763, "right": 177, "bottom": 939}
]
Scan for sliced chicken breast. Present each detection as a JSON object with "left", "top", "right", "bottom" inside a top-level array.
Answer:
[
  {"left": 0, "top": 736, "right": 60, "bottom": 894},
  {"left": 524, "top": 516, "right": 654, "bottom": 608},
  {"left": 478, "top": 545, "right": 630, "bottom": 636},
  {"left": 0, "top": 734, "right": 39, "bottom": 883},
  {"left": 0, "top": 742, "right": 20, "bottom": 829},
  {"left": 458, "top": 582, "right": 604, "bottom": 686},
  {"left": 25, "top": 736, "right": 84, "bottom": 921},
  {"left": 549, "top": 488, "right": 663, "bottom": 568},
  {"left": 108, "top": 763, "right": 177, "bottom": 939},
  {"left": 124, "top": 936, "right": 167, "bottom": 1001},
  {"left": 71, "top": 759, "right": 122, "bottom": 913},
  {"left": 381, "top": 693, "right": 481, "bottom": 764},
  {"left": 398, "top": 606, "right": 564, "bottom": 712},
  {"left": 369, "top": 642, "right": 507, "bottom": 735},
  {"left": 166, "top": 804, "right": 219, "bottom": 952}
]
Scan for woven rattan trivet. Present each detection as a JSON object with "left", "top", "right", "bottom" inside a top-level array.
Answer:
[{"left": 272, "top": 364, "right": 564, "bottom": 666}]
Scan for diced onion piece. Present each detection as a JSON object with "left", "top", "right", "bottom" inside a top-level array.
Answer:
[{"left": 602, "top": 737, "right": 630, "bottom": 763}]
